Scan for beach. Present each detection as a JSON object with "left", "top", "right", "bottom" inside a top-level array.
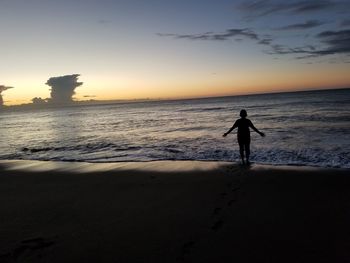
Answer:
[{"left": 0, "top": 160, "right": 349, "bottom": 262}]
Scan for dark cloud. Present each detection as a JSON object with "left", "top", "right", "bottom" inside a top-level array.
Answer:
[
  {"left": 46, "top": 74, "right": 83, "bottom": 104},
  {"left": 275, "top": 20, "right": 325, "bottom": 30},
  {"left": 159, "top": 29, "right": 278, "bottom": 52},
  {"left": 159, "top": 0, "right": 349, "bottom": 62},
  {"left": 235, "top": 0, "right": 350, "bottom": 61},
  {"left": 316, "top": 29, "right": 350, "bottom": 55},
  {"left": 158, "top": 28, "right": 279, "bottom": 53},
  {"left": 239, "top": 0, "right": 337, "bottom": 17},
  {"left": 266, "top": 44, "right": 315, "bottom": 56},
  {"left": 160, "top": 27, "right": 350, "bottom": 60},
  {"left": 157, "top": 28, "right": 259, "bottom": 41},
  {"left": 0, "top": 85, "right": 13, "bottom": 93},
  {"left": 0, "top": 85, "right": 13, "bottom": 106},
  {"left": 340, "top": 19, "right": 350, "bottom": 27},
  {"left": 258, "top": 38, "right": 273, "bottom": 45},
  {"left": 266, "top": 29, "right": 350, "bottom": 58}
]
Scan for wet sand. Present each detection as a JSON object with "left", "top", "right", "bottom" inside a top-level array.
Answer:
[{"left": 0, "top": 160, "right": 349, "bottom": 262}]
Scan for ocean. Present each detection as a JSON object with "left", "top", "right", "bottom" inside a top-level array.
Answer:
[{"left": 1, "top": 88, "right": 349, "bottom": 168}]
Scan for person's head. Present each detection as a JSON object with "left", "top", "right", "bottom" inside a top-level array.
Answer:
[{"left": 240, "top": 109, "right": 247, "bottom": 118}]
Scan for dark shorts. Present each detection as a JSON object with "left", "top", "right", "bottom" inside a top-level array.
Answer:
[{"left": 237, "top": 135, "right": 250, "bottom": 146}]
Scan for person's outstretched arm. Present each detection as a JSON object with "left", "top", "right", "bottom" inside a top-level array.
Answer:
[
  {"left": 223, "top": 121, "right": 238, "bottom": 137},
  {"left": 249, "top": 120, "right": 265, "bottom": 137}
]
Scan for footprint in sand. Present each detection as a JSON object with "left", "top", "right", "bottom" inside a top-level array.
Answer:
[
  {"left": 12, "top": 237, "right": 56, "bottom": 260},
  {"left": 0, "top": 252, "right": 11, "bottom": 262},
  {"left": 176, "top": 240, "right": 196, "bottom": 261},
  {"left": 211, "top": 220, "right": 224, "bottom": 231},
  {"left": 227, "top": 199, "right": 236, "bottom": 206},
  {"left": 212, "top": 207, "right": 222, "bottom": 216},
  {"left": 231, "top": 187, "right": 240, "bottom": 192},
  {"left": 220, "top": 192, "right": 228, "bottom": 198}
]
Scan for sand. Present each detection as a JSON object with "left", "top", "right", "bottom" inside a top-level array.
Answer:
[{"left": 0, "top": 160, "right": 349, "bottom": 263}]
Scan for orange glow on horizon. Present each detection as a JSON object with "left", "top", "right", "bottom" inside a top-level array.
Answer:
[{"left": 3, "top": 63, "right": 350, "bottom": 106}]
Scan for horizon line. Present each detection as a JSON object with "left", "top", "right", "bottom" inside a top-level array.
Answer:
[{"left": 2, "top": 86, "right": 349, "bottom": 109}]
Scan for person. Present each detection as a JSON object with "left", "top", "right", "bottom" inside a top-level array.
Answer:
[{"left": 223, "top": 109, "right": 265, "bottom": 165}]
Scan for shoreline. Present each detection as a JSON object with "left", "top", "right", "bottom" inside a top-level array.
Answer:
[
  {"left": 0, "top": 159, "right": 348, "bottom": 174},
  {"left": 1, "top": 159, "right": 349, "bottom": 262}
]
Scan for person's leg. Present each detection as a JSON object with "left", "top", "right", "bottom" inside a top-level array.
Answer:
[
  {"left": 239, "top": 142, "right": 245, "bottom": 164},
  {"left": 245, "top": 143, "right": 250, "bottom": 164}
]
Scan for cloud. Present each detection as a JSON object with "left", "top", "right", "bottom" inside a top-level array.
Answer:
[
  {"left": 266, "top": 44, "right": 315, "bottom": 56},
  {"left": 258, "top": 38, "right": 273, "bottom": 45},
  {"left": 316, "top": 29, "right": 350, "bottom": 55},
  {"left": 0, "top": 85, "right": 13, "bottom": 106},
  {"left": 159, "top": 27, "right": 350, "bottom": 60},
  {"left": 157, "top": 28, "right": 259, "bottom": 41},
  {"left": 274, "top": 20, "right": 325, "bottom": 30},
  {"left": 340, "top": 19, "right": 350, "bottom": 27},
  {"left": 158, "top": 1, "right": 349, "bottom": 62},
  {"left": 45, "top": 74, "right": 83, "bottom": 104},
  {"left": 239, "top": 0, "right": 337, "bottom": 17},
  {"left": 158, "top": 28, "right": 279, "bottom": 52},
  {"left": 0, "top": 85, "right": 13, "bottom": 93},
  {"left": 158, "top": 28, "right": 279, "bottom": 54},
  {"left": 266, "top": 29, "right": 350, "bottom": 58},
  {"left": 234, "top": 0, "right": 350, "bottom": 61}
]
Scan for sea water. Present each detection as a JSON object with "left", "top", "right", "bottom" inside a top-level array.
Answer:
[{"left": 0, "top": 88, "right": 349, "bottom": 168}]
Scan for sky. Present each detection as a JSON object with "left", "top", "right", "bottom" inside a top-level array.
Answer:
[{"left": 1, "top": 0, "right": 350, "bottom": 105}]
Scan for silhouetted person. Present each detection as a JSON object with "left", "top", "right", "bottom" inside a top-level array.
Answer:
[{"left": 223, "top": 109, "right": 265, "bottom": 165}]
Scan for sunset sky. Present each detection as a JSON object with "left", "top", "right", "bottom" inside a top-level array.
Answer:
[{"left": 1, "top": 0, "right": 350, "bottom": 105}]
